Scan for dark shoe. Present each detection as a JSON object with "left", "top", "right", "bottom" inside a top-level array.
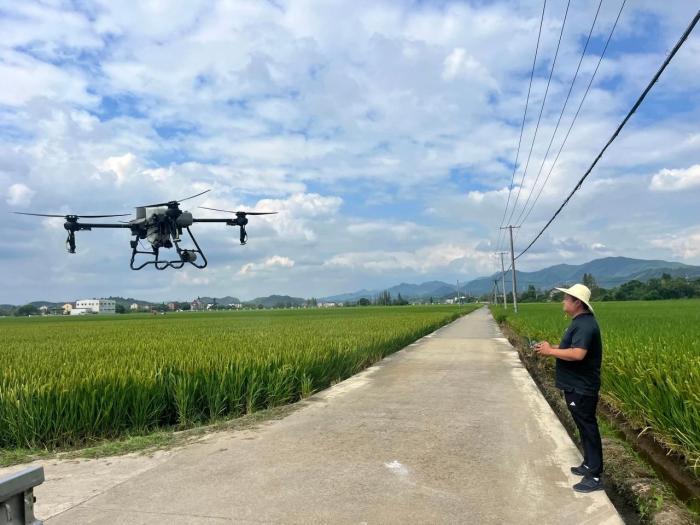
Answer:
[
  {"left": 570, "top": 463, "right": 591, "bottom": 476},
  {"left": 573, "top": 475, "right": 603, "bottom": 493}
]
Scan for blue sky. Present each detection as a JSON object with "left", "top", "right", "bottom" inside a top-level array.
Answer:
[{"left": 1, "top": 0, "right": 699, "bottom": 303}]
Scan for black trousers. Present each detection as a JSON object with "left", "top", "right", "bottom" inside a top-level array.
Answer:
[{"left": 564, "top": 389, "right": 603, "bottom": 477}]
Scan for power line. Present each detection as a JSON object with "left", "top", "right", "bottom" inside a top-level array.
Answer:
[
  {"left": 515, "top": 0, "right": 626, "bottom": 237},
  {"left": 512, "top": 0, "right": 604, "bottom": 228},
  {"left": 504, "top": 0, "right": 572, "bottom": 229},
  {"left": 515, "top": 8, "right": 700, "bottom": 261},
  {"left": 495, "top": 0, "right": 547, "bottom": 253}
]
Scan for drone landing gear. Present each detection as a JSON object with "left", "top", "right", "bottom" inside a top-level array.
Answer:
[
  {"left": 130, "top": 227, "right": 208, "bottom": 270},
  {"left": 65, "top": 230, "right": 76, "bottom": 253}
]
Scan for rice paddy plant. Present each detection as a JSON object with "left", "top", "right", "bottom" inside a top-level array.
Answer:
[
  {"left": 491, "top": 300, "right": 700, "bottom": 472},
  {"left": 0, "top": 305, "right": 476, "bottom": 449}
]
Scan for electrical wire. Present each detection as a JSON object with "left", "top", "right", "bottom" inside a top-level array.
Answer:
[
  {"left": 495, "top": 0, "right": 547, "bottom": 253},
  {"left": 504, "top": 0, "right": 572, "bottom": 229},
  {"left": 512, "top": 0, "right": 604, "bottom": 228},
  {"left": 515, "top": 8, "right": 700, "bottom": 261},
  {"left": 515, "top": 0, "right": 626, "bottom": 238}
]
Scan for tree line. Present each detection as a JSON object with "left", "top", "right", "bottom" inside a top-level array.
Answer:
[
  {"left": 345, "top": 291, "right": 410, "bottom": 307},
  {"left": 508, "top": 273, "right": 700, "bottom": 303}
]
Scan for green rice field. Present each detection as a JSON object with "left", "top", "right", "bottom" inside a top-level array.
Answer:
[
  {"left": 491, "top": 300, "right": 700, "bottom": 473},
  {"left": 0, "top": 305, "right": 476, "bottom": 450}
]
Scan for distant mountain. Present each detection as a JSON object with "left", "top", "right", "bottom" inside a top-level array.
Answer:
[
  {"left": 461, "top": 257, "right": 700, "bottom": 296},
  {"left": 21, "top": 297, "right": 162, "bottom": 310},
  {"left": 106, "top": 296, "right": 158, "bottom": 308},
  {"left": 245, "top": 295, "right": 306, "bottom": 308},
  {"left": 1, "top": 298, "right": 154, "bottom": 309},
  {"left": 322, "top": 280, "right": 455, "bottom": 303},
  {"left": 28, "top": 300, "right": 68, "bottom": 308},
  {"left": 196, "top": 296, "right": 241, "bottom": 305},
  {"left": 322, "top": 257, "right": 700, "bottom": 301},
  {"left": 322, "top": 288, "right": 380, "bottom": 303},
  {"left": 388, "top": 281, "right": 457, "bottom": 298}
]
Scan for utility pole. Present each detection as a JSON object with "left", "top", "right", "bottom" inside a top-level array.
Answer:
[
  {"left": 500, "top": 225, "right": 520, "bottom": 313},
  {"left": 498, "top": 251, "right": 508, "bottom": 309},
  {"left": 493, "top": 280, "right": 498, "bottom": 305}
]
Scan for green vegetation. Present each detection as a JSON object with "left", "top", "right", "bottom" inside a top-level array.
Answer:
[
  {"left": 598, "top": 274, "right": 700, "bottom": 301},
  {"left": 0, "top": 403, "right": 298, "bottom": 468},
  {"left": 0, "top": 305, "right": 476, "bottom": 450},
  {"left": 491, "top": 300, "right": 700, "bottom": 475},
  {"left": 509, "top": 273, "right": 700, "bottom": 304}
]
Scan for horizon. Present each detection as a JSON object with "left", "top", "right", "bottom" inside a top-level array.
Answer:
[{"left": 6, "top": 254, "right": 698, "bottom": 306}]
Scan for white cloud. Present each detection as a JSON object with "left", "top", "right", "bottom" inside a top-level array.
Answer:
[
  {"left": 442, "top": 48, "right": 497, "bottom": 89},
  {"left": 649, "top": 164, "right": 700, "bottom": 192},
  {"left": 651, "top": 228, "right": 700, "bottom": 259},
  {"left": 346, "top": 221, "right": 428, "bottom": 241},
  {"left": 0, "top": 3, "right": 102, "bottom": 52},
  {"left": 6, "top": 183, "right": 36, "bottom": 206},
  {"left": 0, "top": 51, "right": 96, "bottom": 107},
  {"left": 142, "top": 167, "right": 174, "bottom": 182},
  {"left": 324, "top": 242, "right": 493, "bottom": 275},
  {"left": 98, "top": 153, "right": 139, "bottom": 186},
  {"left": 243, "top": 193, "right": 342, "bottom": 243},
  {"left": 174, "top": 271, "right": 211, "bottom": 286},
  {"left": 239, "top": 255, "right": 295, "bottom": 275},
  {"left": 253, "top": 193, "right": 342, "bottom": 217}
]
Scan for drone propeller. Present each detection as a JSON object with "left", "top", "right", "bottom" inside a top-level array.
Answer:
[
  {"left": 13, "top": 211, "right": 129, "bottom": 254},
  {"left": 13, "top": 212, "right": 130, "bottom": 219},
  {"left": 198, "top": 206, "right": 276, "bottom": 245},
  {"left": 198, "top": 206, "right": 277, "bottom": 216},
  {"left": 140, "top": 189, "right": 211, "bottom": 208}
]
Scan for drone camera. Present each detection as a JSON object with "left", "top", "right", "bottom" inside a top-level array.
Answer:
[{"left": 181, "top": 250, "right": 197, "bottom": 263}]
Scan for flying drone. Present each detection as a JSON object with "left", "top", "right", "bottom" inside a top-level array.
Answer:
[{"left": 13, "top": 190, "right": 276, "bottom": 270}]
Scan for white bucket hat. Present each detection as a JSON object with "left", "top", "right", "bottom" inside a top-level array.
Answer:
[{"left": 554, "top": 283, "right": 594, "bottom": 313}]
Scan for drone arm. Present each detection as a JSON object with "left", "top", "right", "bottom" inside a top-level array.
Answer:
[
  {"left": 191, "top": 218, "right": 238, "bottom": 224},
  {"left": 60, "top": 222, "right": 133, "bottom": 253},
  {"left": 192, "top": 217, "right": 248, "bottom": 245}
]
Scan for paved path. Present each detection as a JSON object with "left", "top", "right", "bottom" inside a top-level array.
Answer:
[{"left": 5, "top": 307, "right": 623, "bottom": 524}]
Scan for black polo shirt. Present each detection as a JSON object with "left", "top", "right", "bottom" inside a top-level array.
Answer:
[{"left": 556, "top": 312, "right": 602, "bottom": 395}]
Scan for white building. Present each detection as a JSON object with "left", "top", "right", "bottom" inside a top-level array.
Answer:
[{"left": 74, "top": 299, "right": 116, "bottom": 314}]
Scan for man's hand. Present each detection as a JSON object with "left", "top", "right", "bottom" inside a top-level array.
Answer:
[{"left": 534, "top": 341, "right": 553, "bottom": 357}]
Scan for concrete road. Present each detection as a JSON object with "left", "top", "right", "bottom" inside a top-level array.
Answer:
[{"left": 9, "top": 307, "right": 623, "bottom": 524}]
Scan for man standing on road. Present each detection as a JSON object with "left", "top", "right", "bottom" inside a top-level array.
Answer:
[{"left": 533, "top": 283, "right": 604, "bottom": 493}]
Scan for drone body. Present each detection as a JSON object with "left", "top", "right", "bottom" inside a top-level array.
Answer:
[{"left": 14, "top": 190, "right": 276, "bottom": 270}]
